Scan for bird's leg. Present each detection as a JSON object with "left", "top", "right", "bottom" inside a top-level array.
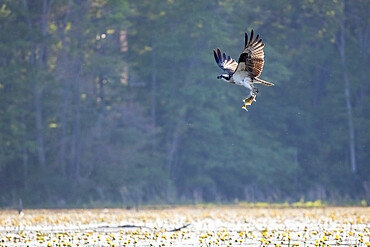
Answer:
[
  {"left": 242, "top": 93, "right": 256, "bottom": 105},
  {"left": 241, "top": 81, "right": 257, "bottom": 111}
]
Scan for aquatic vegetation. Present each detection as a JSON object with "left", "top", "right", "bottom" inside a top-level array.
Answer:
[{"left": 0, "top": 207, "right": 368, "bottom": 246}]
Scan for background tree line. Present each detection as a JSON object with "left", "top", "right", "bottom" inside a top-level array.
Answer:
[{"left": 0, "top": 0, "right": 369, "bottom": 208}]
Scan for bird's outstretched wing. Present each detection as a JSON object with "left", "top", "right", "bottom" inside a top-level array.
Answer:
[
  {"left": 236, "top": 29, "right": 265, "bottom": 78},
  {"left": 213, "top": 48, "right": 238, "bottom": 74}
]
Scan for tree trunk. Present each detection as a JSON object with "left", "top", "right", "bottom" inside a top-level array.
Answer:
[
  {"left": 22, "top": 114, "right": 28, "bottom": 190},
  {"left": 337, "top": 20, "right": 356, "bottom": 173},
  {"left": 22, "top": 0, "right": 48, "bottom": 173},
  {"left": 151, "top": 33, "right": 158, "bottom": 128},
  {"left": 95, "top": 75, "right": 106, "bottom": 135},
  {"left": 34, "top": 0, "right": 53, "bottom": 173},
  {"left": 59, "top": 83, "right": 70, "bottom": 176},
  {"left": 70, "top": 67, "right": 81, "bottom": 182},
  {"left": 34, "top": 85, "right": 46, "bottom": 172},
  {"left": 166, "top": 110, "right": 186, "bottom": 177},
  {"left": 165, "top": 58, "right": 194, "bottom": 177},
  {"left": 58, "top": 0, "right": 72, "bottom": 176}
]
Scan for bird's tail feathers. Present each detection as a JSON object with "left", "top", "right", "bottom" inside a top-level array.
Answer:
[{"left": 254, "top": 78, "right": 275, "bottom": 86}]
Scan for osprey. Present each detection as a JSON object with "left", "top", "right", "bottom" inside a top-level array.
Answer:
[{"left": 213, "top": 29, "right": 274, "bottom": 111}]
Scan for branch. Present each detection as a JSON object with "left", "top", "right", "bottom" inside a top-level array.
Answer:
[{"left": 96, "top": 223, "right": 191, "bottom": 232}]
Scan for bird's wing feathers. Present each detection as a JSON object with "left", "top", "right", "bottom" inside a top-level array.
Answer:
[
  {"left": 237, "top": 29, "right": 265, "bottom": 78},
  {"left": 213, "top": 48, "right": 238, "bottom": 74}
]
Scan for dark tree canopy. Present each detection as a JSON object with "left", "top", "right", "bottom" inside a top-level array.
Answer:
[{"left": 0, "top": 0, "right": 369, "bottom": 208}]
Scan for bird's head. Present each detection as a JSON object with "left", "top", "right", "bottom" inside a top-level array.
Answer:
[{"left": 217, "top": 73, "right": 231, "bottom": 81}]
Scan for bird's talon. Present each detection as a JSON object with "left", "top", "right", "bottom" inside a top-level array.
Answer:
[{"left": 243, "top": 93, "right": 256, "bottom": 105}]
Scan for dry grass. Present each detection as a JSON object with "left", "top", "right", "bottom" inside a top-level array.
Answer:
[{"left": 0, "top": 206, "right": 369, "bottom": 246}]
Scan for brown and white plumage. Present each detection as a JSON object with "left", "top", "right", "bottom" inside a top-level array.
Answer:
[
  {"left": 239, "top": 30, "right": 265, "bottom": 78},
  {"left": 213, "top": 30, "right": 274, "bottom": 110}
]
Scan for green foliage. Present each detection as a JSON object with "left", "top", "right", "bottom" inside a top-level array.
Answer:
[{"left": 0, "top": 0, "right": 369, "bottom": 208}]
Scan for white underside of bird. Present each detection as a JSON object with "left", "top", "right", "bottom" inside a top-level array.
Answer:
[{"left": 232, "top": 71, "right": 253, "bottom": 90}]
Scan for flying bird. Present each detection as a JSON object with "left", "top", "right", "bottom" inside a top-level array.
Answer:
[{"left": 213, "top": 29, "right": 274, "bottom": 111}]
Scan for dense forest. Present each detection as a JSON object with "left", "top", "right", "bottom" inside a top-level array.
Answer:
[{"left": 0, "top": 0, "right": 369, "bottom": 208}]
